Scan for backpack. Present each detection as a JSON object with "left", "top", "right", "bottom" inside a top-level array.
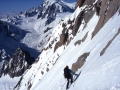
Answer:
[{"left": 64, "top": 68, "right": 71, "bottom": 78}]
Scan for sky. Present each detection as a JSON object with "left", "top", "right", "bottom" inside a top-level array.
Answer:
[{"left": 0, "top": 0, "right": 76, "bottom": 14}]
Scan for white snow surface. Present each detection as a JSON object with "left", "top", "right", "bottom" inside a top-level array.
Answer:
[
  {"left": 14, "top": 5, "right": 120, "bottom": 90},
  {"left": 0, "top": 75, "right": 20, "bottom": 90}
]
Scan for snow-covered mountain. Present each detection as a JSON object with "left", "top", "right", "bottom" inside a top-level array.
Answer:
[
  {"left": 0, "top": 0, "right": 75, "bottom": 63},
  {"left": 0, "top": 0, "right": 75, "bottom": 53},
  {"left": 13, "top": 0, "right": 120, "bottom": 90},
  {"left": 0, "top": 0, "right": 75, "bottom": 89}
]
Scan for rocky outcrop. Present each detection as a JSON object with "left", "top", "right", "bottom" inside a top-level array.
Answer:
[
  {"left": 100, "top": 28, "right": 120, "bottom": 56},
  {"left": 75, "top": 0, "right": 85, "bottom": 9},
  {"left": 0, "top": 20, "right": 22, "bottom": 41},
  {"left": 24, "top": 7, "right": 37, "bottom": 17},
  {"left": 92, "top": 0, "right": 120, "bottom": 39},
  {"left": 74, "top": 32, "right": 88, "bottom": 46},
  {"left": 45, "top": 16, "right": 55, "bottom": 26},
  {"left": 44, "top": 27, "right": 53, "bottom": 33},
  {"left": 72, "top": 52, "right": 90, "bottom": 72},
  {"left": 75, "top": 0, "right": 120, "bottom": 39},
  {"left": 54, "top": 22, "right": 69, "bottom": 52},
  {"left": 54, "top": 3, "right": 95, "bottom": 52},
  {"left": 1, "top": 48, "right": 35, "bottom": 78},
  {"left": 54, "top": 27, "right": 68, "bottom": 52},
  {"left": 75, "top": 0, "right": 95, "bottom": 9},
  {"left": 72, "top": 11, "right": 84, "bottom": 36},
  {"left": 94, "top": 0, "right": 102, "bottom": 15}
]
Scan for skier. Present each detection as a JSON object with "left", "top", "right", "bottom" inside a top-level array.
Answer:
[{"left": 64, "top": 65, "right": 78, "bottom": 89}]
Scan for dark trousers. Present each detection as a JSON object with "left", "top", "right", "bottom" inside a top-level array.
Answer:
[{"left": 66, "top": 76, "right": 73, "bottom": 89}]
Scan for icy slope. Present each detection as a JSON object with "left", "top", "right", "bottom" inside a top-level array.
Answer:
[{"left": 69, "top": 11, "right": 120, "bottom": 90}]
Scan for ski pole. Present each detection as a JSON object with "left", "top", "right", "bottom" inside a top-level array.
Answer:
[{"left": 61, "top": 79, "right": 66, "bottom": 89}]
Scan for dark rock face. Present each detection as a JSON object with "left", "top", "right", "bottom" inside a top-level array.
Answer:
[
  {"left": 1, "top": 48, "right": 35, "bottom": 78},
  {"left": 75, "top": 0, "right": 86, "bottom": 8},
  {"left": 54, "top": 23, "right": 69, "bottom": 52},
  {"left": 45, "top": 16, "right": 55, "bottom": 26},
  {"left": 94, "top": 0, "right": 102, "bottom": 15},
  {"left": 75, "top": 0, "right": 120, "bottom": 39},
  {"left": 75, "top": 0, "right": 95, "bottom": 9},
  {"left": 24, "top": 7, "right": 37, "bottom": 17},
  {"left": 0, "top": 20, "right": 22, "bottom": 41},
  {"left": 100, "top": 28, "right": 120, "bottom": 56},
  {"left": 72, "top": 52, "right": 90, "bottom": 72},
  {"left": 92, "top": 0, "right": 120, "bottom": 39},
  {"left": 44, "top": 27, "right": 53, "bottom": 33},
  {"left": 72, "top": 11, "right": 85, "bottom": 36}
]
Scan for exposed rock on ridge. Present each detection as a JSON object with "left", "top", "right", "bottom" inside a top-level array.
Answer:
[
  {"left": 92, "top": 0, "right": 120, "bottom": 38},
  {"left": 72, "top": 52, "right": 90, "bottom": 72},
  {"left": 53, "top": 0, "right": 96, "bottom": 52},
  {"left": 75, "top": 0, "right": 120, "bottom": 39},
  {"left": 1, "top": 48, "right": 35, "bottom": 78}
]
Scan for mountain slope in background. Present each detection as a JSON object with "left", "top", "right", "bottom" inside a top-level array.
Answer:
[
  {"left": 14, "top": 0, "right": 120, "bottom": 90},
  {"left": 0, "top": 0, "right": 75, "bottom": 89},
  {"left": 0, "top": 0, "right": 75, "bottom": 58}
]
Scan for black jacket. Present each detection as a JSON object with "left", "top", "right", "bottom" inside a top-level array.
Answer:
[{"left": 64, "top": 68, "right": 73, "bottom": 79}]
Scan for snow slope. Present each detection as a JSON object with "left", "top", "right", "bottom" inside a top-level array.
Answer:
[
  {"left": 69, "top": 11, "right": 120, "bottom": 90},
  {"left": 14, "top": 2, "right": 120, "bottom": 90},
  {"left": 0, "top": 75, "right": 20, "bottom": 90}
]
